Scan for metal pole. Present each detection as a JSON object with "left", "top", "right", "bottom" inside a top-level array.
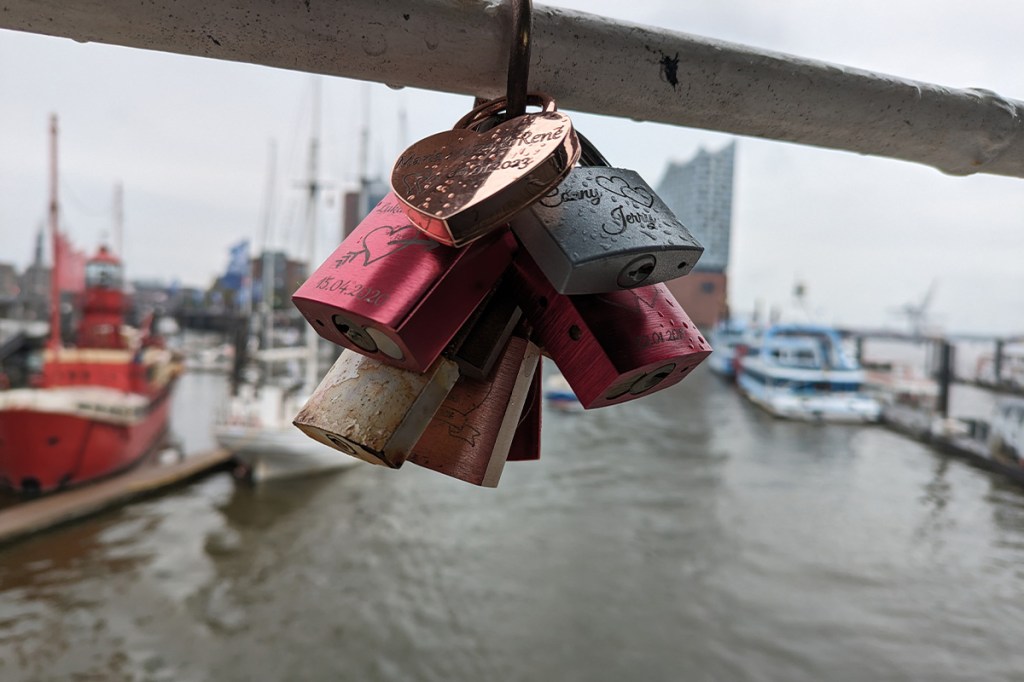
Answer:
[
  {"left": 935, "top": 340, "right": 954, "bottom": 418},
  {"left": 3, "top": 0, "right": 1023, "bottom": 178},
  {"left": 47, "top": 114, "right": 61, "bottom": 352},
  {"left": 993, "top": 339, "right": 1005, "bottom": 385}
]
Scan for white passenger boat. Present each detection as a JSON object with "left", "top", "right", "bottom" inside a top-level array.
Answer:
[
  {"left": 707, "top": 318, "right": 757, "bottom": 379},
  {"left": 543, "top": 371, "right": 583, "bottom": 413},
  {"left": 736, "top": 323, "right": 881, "bottom": 422},
  {"left": 989, "top": 397, "right": 1024, "bottom": 465},
  {"left": 214, "top": 380, "right": 358, "bottom": 481}
]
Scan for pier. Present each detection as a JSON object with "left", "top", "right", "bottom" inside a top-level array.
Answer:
[
  {"left": 842, "top": 328, "right": 1024, "bottom": 485},
  {"left": 0, "top": 448, "right": 234, "bottom": 546}
]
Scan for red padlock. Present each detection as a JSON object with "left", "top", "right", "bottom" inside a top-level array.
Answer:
[
  {"left": 506, "top": 359, "right": 542, "bottom": 462},
  {"left": 408, "top": 335, "right": 540, "bottom": 487},
  {"left": 292, "top": 192, "right": 517, "bottom": 372},
  {"left": 511, "top": 251, "right": 712, "bottom": 409}
]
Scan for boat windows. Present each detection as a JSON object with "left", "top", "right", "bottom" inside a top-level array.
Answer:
[
  {"left": 770, "top": 346, "right": 822, "bottom": 369},
  {"left": 85, "top": 261, "right": 124, "bottom": 288}
]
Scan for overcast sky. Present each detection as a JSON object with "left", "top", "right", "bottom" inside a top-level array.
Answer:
[{"left": 1, "top": 1, "right": 1022, "bottom": 334}]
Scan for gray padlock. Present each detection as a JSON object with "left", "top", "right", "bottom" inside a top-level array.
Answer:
[{"left": 511, "top": 133, "right": 704, "bottom": 295}]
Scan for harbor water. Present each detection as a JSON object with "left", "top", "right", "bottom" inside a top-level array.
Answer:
[{"left": 1, "top": 367, "right": 1023, "bottom": 681}]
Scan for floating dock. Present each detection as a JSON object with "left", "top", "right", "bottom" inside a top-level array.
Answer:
[
  {"left": 0, "top": 448, "right": 234, "bottom": 546},
  {"left": 882, "top": 404, "right": 1024, "bottom": 486}
]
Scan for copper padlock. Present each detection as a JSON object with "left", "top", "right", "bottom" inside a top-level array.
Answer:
[
  {"left": 293, "top": 351, "right": 459, "bottom": 468},
  {"left": 511, "top": 250, "right": 712, "bottom": 409},
  {"left": 292, "top": 192, "right": 517, "bottom": 373},
  {"left": 511, "top": 132, "right": 704, "bottom": 294},
  {"left": 408, "top": 335, "right": 540, "bottom": 487},
  {"left": 391, "top": 94, "right": 581, "bottom": 247}
]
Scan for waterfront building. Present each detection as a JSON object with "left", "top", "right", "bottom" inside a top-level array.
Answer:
[{"left": 656, "top": 142, "right": 736, "bottom": 327}]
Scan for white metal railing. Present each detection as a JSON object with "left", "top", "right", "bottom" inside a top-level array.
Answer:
[{"left": 3, "top": 0, "right": 1022, "bottom": 179}]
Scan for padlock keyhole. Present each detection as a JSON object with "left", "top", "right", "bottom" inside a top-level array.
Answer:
[
  {"left": 632, "top": 263, "right": 654, "bottom": 280},
  {"left": 617, "top": 255, "right": 657, "bottom": 288},
  {"left": 332, "top": 314, "right": 379, "bottom": 353}
]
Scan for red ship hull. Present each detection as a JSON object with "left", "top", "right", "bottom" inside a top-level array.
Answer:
[{"left": 0, "top": 383, "right": 175, "bottom": 494}]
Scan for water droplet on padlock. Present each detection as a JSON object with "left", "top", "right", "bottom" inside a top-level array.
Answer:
[{"left": 447, "top": 193, "right": 455, "bottom": 199}]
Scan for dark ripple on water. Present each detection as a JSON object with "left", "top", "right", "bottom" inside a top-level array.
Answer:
[{"left": 1, "top": 369, "right": 1024, "bottom": 681}]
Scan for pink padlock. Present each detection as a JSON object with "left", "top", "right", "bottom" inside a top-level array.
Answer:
[
  {"left": 510, "top": 251, "right": 712, "bottom": 409},
  {"left": 292, "top": 193, "right": 516, "bottom": 372}
]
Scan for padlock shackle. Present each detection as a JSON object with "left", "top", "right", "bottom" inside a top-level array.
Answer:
[
  {"left": 576, "top": 131, "right": 612, "bottom": 168},
  {"left": 505, "top": 0, "right": 533, "bottom": 120},
  {"left": 453, "top": 92, "right": 556, "bottom": 131}
]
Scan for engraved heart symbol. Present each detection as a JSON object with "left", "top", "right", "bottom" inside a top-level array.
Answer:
[
  {"left": 335, "top": 224, "right": 439, "bottom": 268},
  {"left": 595, "top": 175, "right": 656, "bottom": 208},
  {"left": 391, "top": 111, "right": 579, "bottom": 245},
  {"left": 597, "top": 285, "right": 663, "bottom": 313}
]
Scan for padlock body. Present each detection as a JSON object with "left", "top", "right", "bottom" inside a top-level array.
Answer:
[
  {"left": 507, "top": 358, "right": 542, "bottom": 462},
  {"left": 293, "top": 351, "right": 459, "bottom": 468},
  {"left": 408, "top": 336, "right": 540, "bottom": 487},
  {"left": 511, "top": 252, "right": 712, "bottom": 409},
  {"left": 292, "top": 193, "right": 516, "bottom": 372},
  {"left": 512, "top": 167, "right": 703, "bottom": 294},
  {"left": 452, "top": 278, "right": 522, "bottom": 381},
  {"left": 391, "top": 110, "right": 581, "bottom": 247}
]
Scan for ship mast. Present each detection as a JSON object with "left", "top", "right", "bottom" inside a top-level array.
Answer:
[
  {"left": 259, "top": 140, "right": 277, "bottom": 354},
  {"left": 47, "top": 114, "right": 61, "bottom": 352},
  {"left": 302, "top": 78, "right": 323, "bottom": 392},
  {"left": 113, "top": 182, "right": 124, "bottom": 258}
]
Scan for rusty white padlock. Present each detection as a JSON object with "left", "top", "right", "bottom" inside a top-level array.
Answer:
[{"left": 292, "top": 351, "right": 459, "bottom": 468}]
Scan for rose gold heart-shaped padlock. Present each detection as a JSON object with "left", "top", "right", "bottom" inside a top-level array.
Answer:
[{"left": 390, "top": 93, "right": 581, "bottom": 248}]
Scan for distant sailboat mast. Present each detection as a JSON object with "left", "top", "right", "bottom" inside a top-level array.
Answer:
[
  {"left": 301, "top": 78, "right": 324, "bottom": 392},
  {"left": 357, "top": 83, "right": 371, "bottom": 220},
  {"left": 48, "top": 114, "right": 61, "bottom": 352},
  {"left": 259, "top": 140, "right": 277, "bottom": 353}
]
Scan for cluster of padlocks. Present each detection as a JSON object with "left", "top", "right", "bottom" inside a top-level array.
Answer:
[{"left": 291, "top": 93, "right": 712, "bottom": 487}]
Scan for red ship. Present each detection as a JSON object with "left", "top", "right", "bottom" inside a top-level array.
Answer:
[{"left": 0, "top": 116, "right": 182, "bottom": 494}]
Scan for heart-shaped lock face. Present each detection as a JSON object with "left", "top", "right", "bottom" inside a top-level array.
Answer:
[{"left": 390, "top": 95, "right": 580, "bottom": 247}]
